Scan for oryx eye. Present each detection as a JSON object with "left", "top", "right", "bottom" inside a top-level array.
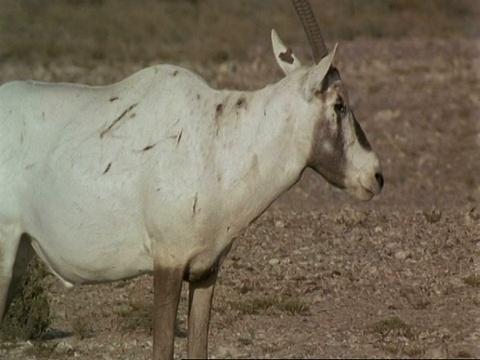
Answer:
[{"left": 334, "top": 99, "right": 347, "bottom": 115}]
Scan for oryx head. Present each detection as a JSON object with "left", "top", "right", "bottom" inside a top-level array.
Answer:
[{"left": 271, "top": 0, "right": 383, "bottom": 201}]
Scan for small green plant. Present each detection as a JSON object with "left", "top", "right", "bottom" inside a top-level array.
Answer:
[
  {"left": 228, "top": 297, "right": 309, "bottom": 316},
  {"left": 404, "top": 346, "right": 424, "bottom": 357},
  {"left": 115, "top": 300, "right": 153, "bottom": 333},
  {"left": 462, "top": 275, "right": 480, "bottom": 287},
  {"left": 422, "top": 210, "right": 442, "bottom": 223},
  {"left": 238, "top": 337, "right": 253, "bottom": 346},
  {"left": 370, "top": 316, "right": 415, "bottom": 339},
  {"left": 276, "top": 299, "right": 309, "bottom": 315},
  {"left": 457, "top": 350, "right": 473, "bottom": 358},
  {"left": 383, "top": 344, "right": 424, "bottom": 357},
  {"left": 71, "top": 316, "right": 94, "bottom": 339},
  {"left": 412, "top": 298, "right": 431, "bottom": 310},
  {"left": 382, "top": 344, "right": 399, "bottom": 355},
  {"left": 228, "top": 297, "right": 276, "bottom": 315}
]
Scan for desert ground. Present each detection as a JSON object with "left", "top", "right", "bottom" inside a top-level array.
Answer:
[{"left": 0, "top": 0, "right": 479, "bottom": 358}]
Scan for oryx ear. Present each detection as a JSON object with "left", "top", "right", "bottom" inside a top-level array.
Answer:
[
  {"left": 302, "top": 43, "right": 338, "bottom": 101},
  {"left": 271, "top": 29, "right": 302, "bottom": 75}
]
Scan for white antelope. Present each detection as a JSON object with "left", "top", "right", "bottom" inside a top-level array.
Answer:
[{"left": 0, "top": 0, "right": 383, "bottom": 359}]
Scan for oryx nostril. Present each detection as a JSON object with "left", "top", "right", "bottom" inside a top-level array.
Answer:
[{"left": 375, "top": 172, "right": 384, "bottom": 189}]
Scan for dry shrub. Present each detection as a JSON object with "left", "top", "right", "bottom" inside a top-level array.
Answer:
[
  {"left": 1, "top": 256, "right": 51, "bottom": 341},
  {"left": 370, "top": 316, "right": 415, "bottom": 340}
]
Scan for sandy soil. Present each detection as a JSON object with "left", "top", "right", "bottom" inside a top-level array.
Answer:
[{"left": 0, "top": 1, "right": 479, "bottom": 359}]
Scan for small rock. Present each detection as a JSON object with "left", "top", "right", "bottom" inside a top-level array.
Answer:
[
  {"left": 386, "top": 242, "right": 397, "bottom": 251},
  {"left": 395, "top": 250, "right": 410, "bottom": 260},
  {"left": 268, "top": 258, "right": 280, "bottom": 266},
  {"left": 216, "top": 345, "right": 239, "bottom": 357},
  {"left": 55, "top": 341, "right": 74, "bottom": 354},
  {"left": 274, "top": 220, "right": 285, "bottom": 228},
  {"left": 425, "top": 342, "right": 449, "bottom": 359},
  {"left": 449, "top": 276, "right": 464, "bottom": 288},
  {"left": 464, "top": 207, "right": 479, "bottom": 226}
]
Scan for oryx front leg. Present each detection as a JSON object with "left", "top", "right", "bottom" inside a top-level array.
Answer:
[
  {"left": 153, "top": 259, "right": 184, "bottom": 360},
  {"left": 187, "top": 269, "right": 218, "bottom": 358}
]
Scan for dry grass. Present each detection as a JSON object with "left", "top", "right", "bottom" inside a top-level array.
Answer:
[
  {"left": 462, "top": 275, "right": 480, "bottom": 287},
  {"left": 22, "top": 342, "right": 57, "bottom": 359},
  {"left": 114, "top": 300, "right": 153, "bottom": 334},
  {"left": 369, "top": 316, "right": 415, "bottom": 339},
  {"left": 275, "top": 298, "right": 309, "bottom": 315},
  {"left": 227, "top": 296, "right": 309, "bottom": 315},
  {"left": 457, "top": 350, "right": 474, "bottom": 358}
]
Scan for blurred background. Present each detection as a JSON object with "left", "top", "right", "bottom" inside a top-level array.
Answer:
[{"left": 1, "top": 0, "right": 478, "bottom": 76}]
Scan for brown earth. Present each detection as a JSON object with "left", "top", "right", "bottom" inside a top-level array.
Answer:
[{"left": 0, "top": 1, "right": 479, "bottom": 359}]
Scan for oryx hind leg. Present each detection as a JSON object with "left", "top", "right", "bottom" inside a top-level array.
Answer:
[
  {"left": 187, "top": 269, "right": 218, "bottom": 358},
  {"left": 0, "top": 230, "right": 35, "bottom": 324}
]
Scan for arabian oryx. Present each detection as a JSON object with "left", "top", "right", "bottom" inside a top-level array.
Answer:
[{"left": 0, "top": 0, "right": 383, "bottom": 358}]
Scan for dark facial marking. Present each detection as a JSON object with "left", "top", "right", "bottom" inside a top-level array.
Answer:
[
  {"left": 279, "top": 48, "right": 294, "bottom": 64},
  {"left": 308, "top": 113, "right": 346, "bottom": 189},
  {"left": 352, "top": 114, "right": 372, "bottom": 151},
  {"left": 172, "top": 70, "right": 179, "bottom": 76},
  {"left": 334, "top": 96, "right": 347, "bottom": 138},
  {"left": 109, "top": 96, "right": 119, "bottom": 102}
]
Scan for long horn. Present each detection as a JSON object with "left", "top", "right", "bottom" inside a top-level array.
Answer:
[{"left": 292, "top": 0, "right": 328, "bottom": 63}]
